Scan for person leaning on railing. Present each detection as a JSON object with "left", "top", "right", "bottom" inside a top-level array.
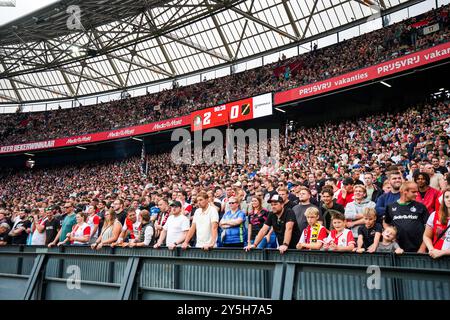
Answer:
[
  {"left": 91, "top": 209, "right": 122, "bottom": 250},
  {"left": 423, "top": 188, "right": 450, "bottom": 259}
]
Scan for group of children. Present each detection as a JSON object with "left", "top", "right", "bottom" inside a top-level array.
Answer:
[{"left": 297, "top": 207, "right": 404, "bottom": 254}]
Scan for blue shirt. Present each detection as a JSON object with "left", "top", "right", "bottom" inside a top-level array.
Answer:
[
  {"left": 221, "top": 209, "right": 246, "bottom": 244},
  {"left": 375, "top": 192, "right": 401, "bottom": 220}
]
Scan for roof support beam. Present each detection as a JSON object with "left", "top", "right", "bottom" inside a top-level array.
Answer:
[
  {"left": 233, "top": 0, "right": 255, "bottom": 60},
  {"left": 210, "top": 0, "right": 299, "bottom": 42},
  {"left": 1, "top": 61, "right": 22, "bottom": 102},
  {"left": 0, "top": 93, "right": 19, "bottom": 103},
  {"left": 47, "top": 45, "right": 75, "bottom": 97},
  {"left": 282, "top": 0, "right": 301, "bottom": 38},
  {"left": 205, "top": 0, "right": 234, "bottom": 59},
  {"left": 92, "top": 30, "right": 125, "bottom": 88},
  {"left": 302, "top": 0, "right": 320, "bottom": 40},
  {"left": 144, "top": 10, "right": 177, "bottom": 76},
  {"left": 10, "top": 78, "right": 69, "bottom": 97}
]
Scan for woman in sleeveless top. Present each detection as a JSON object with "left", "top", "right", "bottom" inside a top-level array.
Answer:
[
  {"left": 91, "top": 208, "right": 122, "bottom": 250},
  {"left": 423, "top": 189, "right": 450, "bottom": 259}
]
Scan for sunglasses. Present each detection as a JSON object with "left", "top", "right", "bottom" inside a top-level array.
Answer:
[{"left": 228, "top": 202, "right": 236, "bottom": 204}]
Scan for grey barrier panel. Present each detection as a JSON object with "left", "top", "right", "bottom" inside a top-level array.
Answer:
[
  {"left": 394, "top": 254, "right": 450, "bottom": 300},
  {"left": 0, "top": 275, "right": 29, "bottom": 300},
  {"left": 0, "top": 246, "right": 22, "bottom": 274},
  {"left": 177, "top": 248, "right": 267, "bottom": 298},
  {"left": 43, "top": 279, "right": 120, "bottom": 300},
  {"left": 293, "top": 266, "right": 394, "bottom": 300},
  {"left": 116, "top": 247, "right": 177, "bottom": 288}
]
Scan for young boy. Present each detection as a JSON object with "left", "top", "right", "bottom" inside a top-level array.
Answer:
[
  {"left": 355, "top": 208, "right": 382, "bottom": 253},
  {"left": 296, "top": 207, "right": 328, "bottom": 250},
  {"left": 376, "top": 225, "right": 404, "bottom": 254},
  {"left": 322, "top": 212, "right": 355, "bottom": 252}
]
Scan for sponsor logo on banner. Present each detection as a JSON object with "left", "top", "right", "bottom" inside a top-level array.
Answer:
[
  {"left": 274, "top": 41, "right": 450, "bottom": 105},
  {"left": 66, "top": 136, "right": 92, "bottom": 145},
  {"left": 423, "top": 23, "right": 440, "bottom": 35},
  {"left": 0, "top": 140, "right": 56, "bottom": 153},
  {"left": 152, "top": 118, "right": 184, "bottom": 130}
]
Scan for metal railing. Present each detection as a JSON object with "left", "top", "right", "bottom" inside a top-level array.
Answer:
[{"left": 0, "top": 245, "right": 449, "bottom": 300}]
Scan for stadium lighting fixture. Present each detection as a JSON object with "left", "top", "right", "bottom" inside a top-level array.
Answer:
[
  {"left": 380, "top": 81, "right": 391, "bottom": 88},
  {"left": 24, "top": 153, "right": 35, "bottom": 156},
  {"left": 132, "top": 137, "right": 143, "bottom": 142},
  {"left": 76, "top": 146, "right": 87, "bottom": 150},
  {"left": 439, "top": 88, "right": 445, "bottom": 91},
  {"left": 275, "top": 107, "right": 286, "bottom": 113}
]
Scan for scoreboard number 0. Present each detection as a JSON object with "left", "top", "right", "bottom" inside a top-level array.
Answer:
[{"left": 230, "top": 105, "right": 239, "bottom": 119}]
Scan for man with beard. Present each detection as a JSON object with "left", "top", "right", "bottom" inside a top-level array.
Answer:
[
  {"left": 376, "top": 170, "right": 403, "bottom": 221},
  {"left": 245, "top": 194, "right": 301, "bottom": 254}
]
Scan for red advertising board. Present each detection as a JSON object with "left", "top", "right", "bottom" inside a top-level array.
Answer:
[
  {"left": 191, "top": 93, "right": 273, "bottom": 131},
  {"left": 0, "top": 115, "right": 190, "bottom": 154},
  {"left": 274, "top": 41, "right": 450, "bottom": 106}
]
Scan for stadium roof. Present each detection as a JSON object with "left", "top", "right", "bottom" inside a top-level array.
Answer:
[{"left": 0, "top": 0, "right": 415, "bottom": 104}]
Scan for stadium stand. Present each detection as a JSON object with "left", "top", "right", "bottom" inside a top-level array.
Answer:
[{"left": 0, "top": 4, "right": 449, "bottom": 146}]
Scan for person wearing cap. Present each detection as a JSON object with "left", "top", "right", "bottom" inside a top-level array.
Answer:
[
  {"left": 0, "top": 222, "right": 11, "bottom": 246},
  {"left": 244, "top": 194, "right": 301, "bottom": 254},
  {"left": 336, "top": 177, "right": 355, "bottom": 208},
  {"left": 219, "top": 197, "right": 246, "bottom": 248},
  {"left": 154, "top": 201, "right": 190, "bottom": 250},
  {"left": 182, "top": 192, "right": 219, "bottom": 251}
]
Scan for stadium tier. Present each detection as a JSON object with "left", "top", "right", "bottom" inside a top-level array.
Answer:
[{"left": 1, "top": 0, "right": 450, "bottom": 302}]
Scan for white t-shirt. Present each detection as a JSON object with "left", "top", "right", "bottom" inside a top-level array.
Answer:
[
  {"left": 71, "top": 222, "right": 91, "bottom": 245},
  {"left": 192, "top": 205, "right": 219, "bottom": 247},
  {"left": 31, "top": 218, "right": 47, "bottom": 245},
  {"left": 163, "top": 214, "right": 190, "bottom": 245}
]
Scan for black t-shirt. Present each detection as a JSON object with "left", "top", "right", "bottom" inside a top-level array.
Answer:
[
  {"left": 319, "top": 201, "right": 345, "bottom": 231},
  {"left": 263, "top": 190, "right": 277, "bottom": 203},
  {"left": 436, "top": 166, "right": 448, "bottom": 175},
  {"left": 11, "top": 219, "right": 31, "bottom": 245},
  {"left": 44, "top": 218, "right": 60, "bottom": 245},
  {"left": 293, "top": 203, "right": 321, "bottom": 235},
  {"left": 249, "top": 208, "right": 270, "bottom": 240},
  {"left": 384, "top": 201, "right": 428, "bottom": 252},
  {"left": 265, "top": 208, "right": 301, "bottom": 249},
  {"left": 0, "top": 231, "right": 10, "bottom": 244},
  {"left": 116, "top": 210, "right": 127, "bottom": 225},
  {"left": 358, "top": 223, "right": 383, "bottom": 249}
]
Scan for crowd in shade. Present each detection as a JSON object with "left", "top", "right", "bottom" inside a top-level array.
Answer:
[
  {"left": 0, "top": 97, "right": 449, "bottom": 258},
  {"left": 0, "top": 5, "right": 449, "bottom": 146}
]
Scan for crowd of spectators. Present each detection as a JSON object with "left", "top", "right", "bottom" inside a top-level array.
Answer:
[
  {"left": 0, "top": 5, "right": 449, "bottom": 146},
  {"left": 1, "top": 98, "right": 449, "bottom": 258}
]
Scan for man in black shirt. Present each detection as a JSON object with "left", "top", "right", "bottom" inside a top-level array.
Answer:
[
  {"left": 9, "top": 209, "right": 31, "bottom": 245},
  {"left": 318, "top": 187, "right": 345, "bottom": 231},
  {"left": 277, "top": 187, "right": 296, "bottom": 210},
  {"left": 112, "top": 199, "right": 127, "bottom": 225},
  {"left": 0, "top": 223, "right": 11, "bottom": 245},
  {"left": 384, "top": 181, "right": 428, "bottom": 253},
  {"left": 44, "top": 207, "right": 60, "bottom": 246},
  {"left": 244, "top": 194, "right": 301, "bottom": 254}
]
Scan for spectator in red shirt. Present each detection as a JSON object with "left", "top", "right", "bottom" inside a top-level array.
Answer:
[
  {"left": 336, "top": 177, "right": 355, "bottom": 208},
  {"left": 414, "top": 172, "right": 440, "bottom": 214}
]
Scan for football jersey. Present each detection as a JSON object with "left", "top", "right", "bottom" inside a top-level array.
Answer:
[{"left": 324, "top": 228, "right": 355, "bottom": 247}]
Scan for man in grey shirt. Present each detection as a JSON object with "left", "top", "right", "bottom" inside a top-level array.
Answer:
[{"left": 292, "top": 186, "right": 321, "bottom": 235}]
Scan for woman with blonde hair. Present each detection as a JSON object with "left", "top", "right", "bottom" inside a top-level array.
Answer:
[{"left": 91, "top": 208, "right": 122, "bottom": 250}]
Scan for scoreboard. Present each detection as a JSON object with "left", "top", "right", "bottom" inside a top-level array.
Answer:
[{"left": 191, "top": 93, "right": 272, "bottom": 131}]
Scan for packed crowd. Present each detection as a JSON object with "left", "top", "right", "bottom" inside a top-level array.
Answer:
[
  {"left": 1, "top": 98, "right": 449, "bottom": 258},
  {"left": 0, "top": 5, "right": 449, "bottom": 146}
]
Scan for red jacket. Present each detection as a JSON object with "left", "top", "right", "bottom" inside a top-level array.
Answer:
[
  {"left": 336, "top": 191, "right": 354, "bottom": 208},
  {"left": 416, "top": 187, "right": 440, "bottom": 214}
]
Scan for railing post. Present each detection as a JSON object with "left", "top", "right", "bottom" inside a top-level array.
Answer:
[
  {"left": 282, "top": 263, "right": 296, "bottom": 300},
  {"left": 174, "top": 247, "right": 180, "bottom": 291},
  {"left": 270, "top": 263, "right": 285, "bottom": 300},
  {"left": 57, "top": 245, "right": 65, "bottom": 278},
  {"left": 23, "top": 253, "right": 47, "bottom": 300},
  {"left": 16, "top": 245, "right": 24, "bottom": 275},
  {"left": 108, "top": 246, "right": 115, "bottom": 283},
  {"left": 117, "top": 257, "right": 140, "bottom": 300}
]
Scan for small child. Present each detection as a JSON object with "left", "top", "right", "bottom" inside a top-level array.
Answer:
[
  {"left": 296, "top": 207, "right": 328, "bottom": 250},
  {"left": 355, "top": 208, "right": 382, "bottom": 253},
  {"left": 376, "top": 225, "right": 404, "bottom": 254},
  {"left": 322, "top": 212, "right": 355, "bottom": 252}
]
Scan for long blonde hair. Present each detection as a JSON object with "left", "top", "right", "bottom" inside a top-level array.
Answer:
[{"left": 101, "top": 208, "right": 117, "bottom": 233}]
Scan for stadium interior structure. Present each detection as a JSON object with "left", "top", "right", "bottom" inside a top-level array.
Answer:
[{"left": 0, "top": 0, "right": 450, "bottom": 300}]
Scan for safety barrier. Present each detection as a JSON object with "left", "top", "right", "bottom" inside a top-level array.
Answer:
[{"left": 0, "top": 246, "right": 449, "bottom": 300}]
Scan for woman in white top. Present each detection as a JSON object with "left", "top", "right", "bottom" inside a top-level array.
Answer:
[
  {"left": 91, "top": 208, "right": 122, "bottom": 250},
  {"left": 31, "top": 208, "right": 47, "bottom": 246},
  {"left": 58, "top": 212, "right": 91, "bottom": 246}
]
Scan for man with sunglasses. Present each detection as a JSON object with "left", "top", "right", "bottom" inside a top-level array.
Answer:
[
  {"left": 48, "top": 203, "right": 76, "bottom": 247},
  {"left": 244, "top": 194, "right": 301, "bottom": 254}
]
